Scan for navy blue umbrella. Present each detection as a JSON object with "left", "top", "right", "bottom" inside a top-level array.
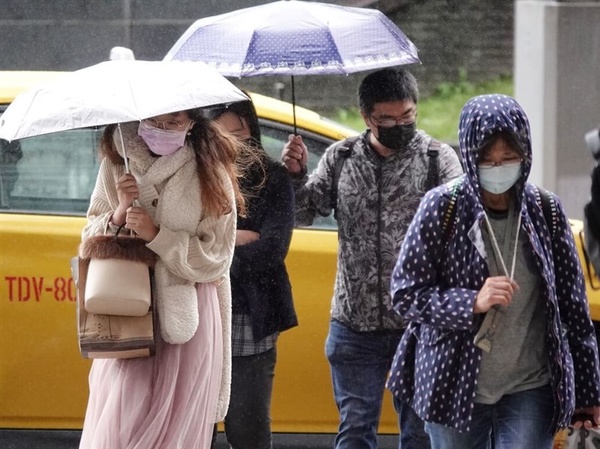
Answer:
[{"left": 164, "top": 0, "right": 420, "bottom": 133}]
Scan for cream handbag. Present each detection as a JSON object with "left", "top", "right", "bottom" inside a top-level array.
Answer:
[
  {"left": 71, "top": 257, "right": 156, "bottom": 359},
  {"left": 79, "top": 224, "right": 157, "bottom": 317}
]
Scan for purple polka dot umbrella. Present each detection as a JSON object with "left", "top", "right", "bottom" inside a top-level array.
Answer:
[{"left": 164, "top": 0, "right": 420, "bottom": 134}]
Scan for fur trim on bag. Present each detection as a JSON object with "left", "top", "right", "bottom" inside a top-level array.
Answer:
[{"left": 79, "top": 234, "right": 158, "bottom": 267}]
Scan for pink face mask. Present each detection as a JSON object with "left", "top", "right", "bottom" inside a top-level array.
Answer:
[{"left": 137, "top": 120, "right": 188, "bottom": 156}]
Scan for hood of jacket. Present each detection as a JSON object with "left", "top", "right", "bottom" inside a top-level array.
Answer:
[{"left": 458, "top": 94, "right": 533, "bottom": 204}]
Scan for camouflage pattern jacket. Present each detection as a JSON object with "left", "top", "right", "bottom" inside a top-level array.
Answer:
[{"left": 292, "top": 129, "right": 463, "bottom": 331}]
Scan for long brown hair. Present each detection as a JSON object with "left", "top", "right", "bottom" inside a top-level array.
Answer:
[
  {"left": 99, "top": 115, "right": 246, "bottom": 218},
  {"left": 187, "top": 113, "right": 246, "bottom": 217}
]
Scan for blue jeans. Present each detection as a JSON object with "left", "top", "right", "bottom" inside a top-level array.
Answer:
[
  {"left": 424, "top": 384, "right": 555, "bottom": 449},
  {"left": 222, "top": 348, "right": 277, "bottom": 449},
  {"left": 393, "top": 395, "right": 432, "bottom": 449},
  {"left": 325, "top": 319, "right": 430, "bottom": 449}
]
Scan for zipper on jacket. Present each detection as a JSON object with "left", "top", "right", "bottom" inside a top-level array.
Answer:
[{"left": 376, "top": 160, "right": 385, "bottom": 329}]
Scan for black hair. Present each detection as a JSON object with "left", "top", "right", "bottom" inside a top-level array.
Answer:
[
  {"left": 204, "top": 99, "right": 262, "bottom": 147},
  {"left": 203, "top": 99, "right": 273, "bottom": 200},
  {"left": 477, "top": 130, "right": 526, "bottom": 162},
  {"left": 358, "top": 67, "right": 419, "bottom": 115}
]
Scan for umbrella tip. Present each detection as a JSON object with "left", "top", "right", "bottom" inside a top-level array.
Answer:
[{"left": 109, "top": 46, "right": 135, "bottom": 61}]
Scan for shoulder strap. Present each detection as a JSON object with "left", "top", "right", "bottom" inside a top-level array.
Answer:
[
  {"left": 535, "top": 186, "right": 557, "bottom": 239},
  {"left": 331, "top": 136, "right": 360, "bottom": 220},
  {"left": 426, "top": 139, "right": 441, "bottom": 189},
  {"left": 441, "top": 178, "right": 461, "bottom": 242}
]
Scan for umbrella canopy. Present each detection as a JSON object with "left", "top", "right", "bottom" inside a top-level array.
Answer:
[
  {"left": 0, "top": 59, "right": 249, "bottom": 142},
  {"left": 163, "top": 0, "right": 419, "bottom": 133},
  {"left": 164, "top": 0, "right": 419, "bottom": 77}
]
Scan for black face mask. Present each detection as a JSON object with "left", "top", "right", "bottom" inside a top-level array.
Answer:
[{"left": 375, "top": 122, "right": 416, "bottom": 151}]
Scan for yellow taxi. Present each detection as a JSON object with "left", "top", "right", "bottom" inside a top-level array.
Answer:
[
  {"left": 0, "top": 70, "right": 379, "bottom": 447},
  {"left": 0, "top": 71, "right": 598, "bottom": 447}
]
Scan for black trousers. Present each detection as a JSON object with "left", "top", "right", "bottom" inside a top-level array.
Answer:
[{"left": 212, "top": 348, "right": 277, "bottom": 449}]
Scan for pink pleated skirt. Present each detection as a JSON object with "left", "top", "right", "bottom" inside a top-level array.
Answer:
[{"left": 79, "top": 283, "right": 222, "bottom": 449}]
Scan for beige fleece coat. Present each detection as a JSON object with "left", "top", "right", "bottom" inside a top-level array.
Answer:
[{"left": 81, "top": 122, "right": 235, "bottom": 421}]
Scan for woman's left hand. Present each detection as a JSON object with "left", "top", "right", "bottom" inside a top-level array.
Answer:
[
  {"left": 125, "top": 206, "right": 158, "bottom": 242},
  {"left": 572, "top": 406, "right": 600, "bottom": 429},
  {"left": 236, "top": 230, "right": 260, "bottom": 246}
]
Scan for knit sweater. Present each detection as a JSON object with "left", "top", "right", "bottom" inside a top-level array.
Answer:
[{"left": 81, "top": 122, "right": 236, "bottom": 421}]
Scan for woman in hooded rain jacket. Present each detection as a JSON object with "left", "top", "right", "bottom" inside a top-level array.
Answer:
[{"left": 387, "top": 94, "right": 600, "bottom": 449}]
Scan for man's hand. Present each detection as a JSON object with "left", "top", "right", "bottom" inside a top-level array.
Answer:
[{"left": 282, "top": 134, "right": 308, "bottom": 174}]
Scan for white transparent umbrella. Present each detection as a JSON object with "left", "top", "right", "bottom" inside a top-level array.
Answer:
[{"left": 0, "top": 59, "right": 249, "bottom": 142}]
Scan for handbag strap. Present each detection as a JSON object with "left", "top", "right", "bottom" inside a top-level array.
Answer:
[
  {"left": 116, "top": 223, "right": 129, "bottom": 237},
  {"left": 102, "top": 220, "right": 136, "bottom": 241},
  {"left": 103, "top": 217, "right": 132, "bottom": 236},
  {"left": 114, "top": 223, "right": 143, "bottom": 244}
]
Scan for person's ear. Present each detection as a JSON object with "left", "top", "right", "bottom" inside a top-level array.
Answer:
[
  {"left": 187, "top": 121, "right": 196, "bottom": 135},
  {"left": 360, "top": 110, "right": 371, "bottom": 127}
]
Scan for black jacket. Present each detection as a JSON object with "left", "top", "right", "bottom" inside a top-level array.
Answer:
[
  {"left": 230, "top": 158, "right": 298, "bottom": 341},
  {"left": 585, "top": 164, "right": 600, "bottom": 274}
]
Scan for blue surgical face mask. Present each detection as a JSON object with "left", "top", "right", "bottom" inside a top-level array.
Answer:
[{"left": 478, "top": 162, "right": 522, "bottom": 194}]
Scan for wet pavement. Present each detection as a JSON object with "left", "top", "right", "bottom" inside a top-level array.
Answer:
[{"left": 0, "top": 430, "right": 398, "bottom": 448}]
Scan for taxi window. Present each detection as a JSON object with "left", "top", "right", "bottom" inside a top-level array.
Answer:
[
  {"left": 259, "top": 119, "right": 338, "bottom": 230},
  {"left": 0, "top": 128, "right": 102, "bottom": 215},
  {"left": 0, "top": 115, "right": 338, "bottom": 229}
]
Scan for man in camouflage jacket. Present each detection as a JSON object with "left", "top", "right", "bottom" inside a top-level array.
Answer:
[{"left": 282, "top": 68, "right": 463, "bottom": 449}]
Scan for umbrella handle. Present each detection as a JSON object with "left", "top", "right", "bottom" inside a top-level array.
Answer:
[
  {"left": 291, "top": 75, "right": 297, "bottom": 135},
  {"left": 116, "top": 124, "right": 140, "bottom": 208},
  {"left": 116, "top": 124, "right": 131, "bottom": 175}
]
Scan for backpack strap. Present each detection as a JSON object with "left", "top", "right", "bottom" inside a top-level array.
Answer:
[
  {"left": 442, "top": 178, "right": 461, "bottom": 242},
  {"left": 426, "top": 139, "right": 441, "bottom": 189},
  {"left": 535, "top": 185, "right": 557, "bottom": 239},
  {"left": 331, "top": 136, "right": 360, "bottom": 220}
]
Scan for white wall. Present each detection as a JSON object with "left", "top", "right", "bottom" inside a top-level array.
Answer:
[{"left": 514, "top": 0, "right": 600, "bottom": 219}]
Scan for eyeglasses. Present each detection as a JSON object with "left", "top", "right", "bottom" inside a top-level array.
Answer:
[
  {"left": 144, "top": 118, "right": 193, "bottom": 131},
  {"left": 478, "top": 158, "right": 522, "bottom": 169},
  {"left": 369, "top": 114, "right": 416, "bottom": 128}
]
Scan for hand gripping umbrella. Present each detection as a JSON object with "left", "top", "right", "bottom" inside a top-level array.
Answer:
[{"left": 163, "top": 0, "right": 420, "bottom": 134}]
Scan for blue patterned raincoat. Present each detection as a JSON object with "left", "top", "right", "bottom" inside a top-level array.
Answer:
[{"left": 387, "top": 94, "right": 600, "bottom": 432}]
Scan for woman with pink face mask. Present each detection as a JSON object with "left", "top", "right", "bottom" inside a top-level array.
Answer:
[{"left": 78, "top": 110, "right": 245, "bottom": 449}]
